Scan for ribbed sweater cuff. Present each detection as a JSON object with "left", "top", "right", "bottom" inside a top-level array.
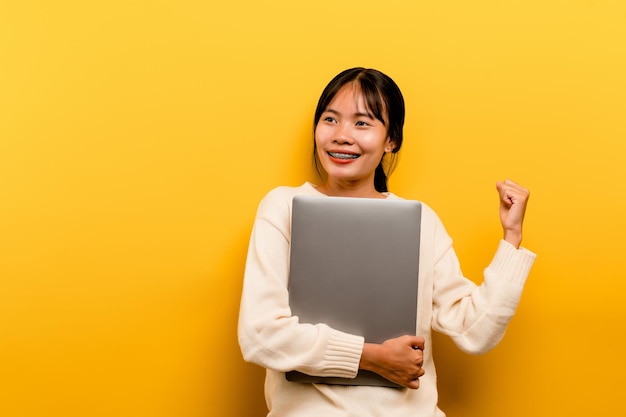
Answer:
[
  {"left": 322, "top": 328, "right": 364, "bottom": 379},
  {"left": 488, "top": 240, "right": 537, "bottom": 287}
]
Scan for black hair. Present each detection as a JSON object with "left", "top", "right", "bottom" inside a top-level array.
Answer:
[{"left": 313, "top": 67, "right": 405, "bottom": 193}]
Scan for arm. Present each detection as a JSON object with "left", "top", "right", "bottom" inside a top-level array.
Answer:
[
  {"left": 238, "top": 190, "right": 364, "bottom": 378},
  {"left": 431, "top": 181, "right": 536, "bottom": 354}
]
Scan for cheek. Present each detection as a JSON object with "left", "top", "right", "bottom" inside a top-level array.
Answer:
[
  {"left": 360, "top": 132, "right": 387, "bottom": 152},
  {"left": 314, "top": 125, "right": 332, "bottom": 145}
]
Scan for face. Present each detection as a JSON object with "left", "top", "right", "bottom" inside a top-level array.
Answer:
[{"left": 314, "top": 84, "right": 395, "bottom": 190}]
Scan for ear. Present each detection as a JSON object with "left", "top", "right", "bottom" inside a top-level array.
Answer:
[{"left": 384, "top": 137, "right": 397, "bottom": 153}]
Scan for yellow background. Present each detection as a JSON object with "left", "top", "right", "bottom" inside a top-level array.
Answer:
[{"left": 1, "top": 1, "right": 625, "bottom": 416}]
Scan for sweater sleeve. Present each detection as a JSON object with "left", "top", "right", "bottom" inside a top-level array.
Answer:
[
  {"left": 430, "top": 210, "right": 536, "bottom": 355},
  {"left": 237, "top": 188, "right": 364, "bottom": 378}
]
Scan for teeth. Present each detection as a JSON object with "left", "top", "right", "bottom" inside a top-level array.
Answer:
[{"left": 329, "top": 152, "right": 359, "bottom": 160}]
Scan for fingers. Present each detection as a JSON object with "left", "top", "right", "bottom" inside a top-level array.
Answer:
[
  {"left": 405, "top": 358, "right": 426, "bottom": 389},
  {"left": 407, "top": 366, "right": 426, "bottom": 389},
  {"left": 405, "top": 335, "right": 425, "bottom": 351},
  {"left": 496, "top": 179, "right": 530, "bottom": 218},
  {"left": 396, "top": 335, "right": 426, "bottom": 389},
  {"left": 496, "top": 179, "right": 530, "bottom": 207}
]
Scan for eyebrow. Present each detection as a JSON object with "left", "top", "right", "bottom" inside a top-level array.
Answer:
[{"left": 324, "top": 108, "right": 374, "bottom": 119}]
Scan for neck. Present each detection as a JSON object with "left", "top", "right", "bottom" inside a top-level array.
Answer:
[{"left": 316, "top": 179, "right": 387, "bottom": 199}]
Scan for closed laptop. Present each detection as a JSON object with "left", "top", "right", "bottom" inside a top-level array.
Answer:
[{"left": 286, "top": 195, "right": 421, "bottom": 387}]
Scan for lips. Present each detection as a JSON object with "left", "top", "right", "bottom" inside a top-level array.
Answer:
[{"left": 328, "top": 151, "right": 360, "bottom": 160}]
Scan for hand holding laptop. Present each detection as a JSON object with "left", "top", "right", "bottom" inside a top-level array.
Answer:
[{"left": 360, "top": 335, "right": 426, "bottom": 389}]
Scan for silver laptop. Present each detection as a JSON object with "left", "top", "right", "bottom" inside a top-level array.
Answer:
[{"left": 286, "top": 195, "right": 421, "bottom": 387}]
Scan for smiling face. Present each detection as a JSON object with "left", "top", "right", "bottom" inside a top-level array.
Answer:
[{"left": 314, "top": 83, "right": 395, "bottom": 197}]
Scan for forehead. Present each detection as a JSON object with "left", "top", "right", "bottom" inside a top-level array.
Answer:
[{"left": 326, "top": 84, "right": 368, "bottom": 111}]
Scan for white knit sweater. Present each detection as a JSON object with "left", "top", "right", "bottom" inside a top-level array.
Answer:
[{"left": 238, "top": 183, "right": 536, "bottom": 417}]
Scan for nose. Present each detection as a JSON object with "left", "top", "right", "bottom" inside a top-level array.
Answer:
[
  {"left": 333, "top": 137, "right": 352, "bottom": 145},
  {"left": 333, "top": 123, "right": 353, "bottom": 144}
]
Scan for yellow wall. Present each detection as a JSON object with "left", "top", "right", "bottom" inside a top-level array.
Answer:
[{"left": 1, "top": 1, "right": 625, "bottom": 416}]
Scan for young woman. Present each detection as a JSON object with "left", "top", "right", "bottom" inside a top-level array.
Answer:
[{"left": 238, "top": 67, "right": 536, "bottom": 416}]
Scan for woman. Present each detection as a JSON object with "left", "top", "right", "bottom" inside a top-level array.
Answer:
[{"left": 238, "top": 67, "right": 536, "bottom": 416}]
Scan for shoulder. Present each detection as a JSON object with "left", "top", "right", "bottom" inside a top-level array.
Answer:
[
  {"left": 420, "top": 202, "right": 444, "bottom": 229},
  {"left": 258, "top": 183, "right": 317, "bottom": 209},
  {"left": 387, "top": 193, "right": 444, "bottom": 229},
  {"left": 255, "top": 182, "right": 319, "bottom": 223}
]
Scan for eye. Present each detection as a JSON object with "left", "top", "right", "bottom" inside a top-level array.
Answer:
[
  {"left": 355, "top": 120, "right": 371, "bottom": 127},
  {"left": 323, "top": 116, "right": 337, "bottom": 123}
]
